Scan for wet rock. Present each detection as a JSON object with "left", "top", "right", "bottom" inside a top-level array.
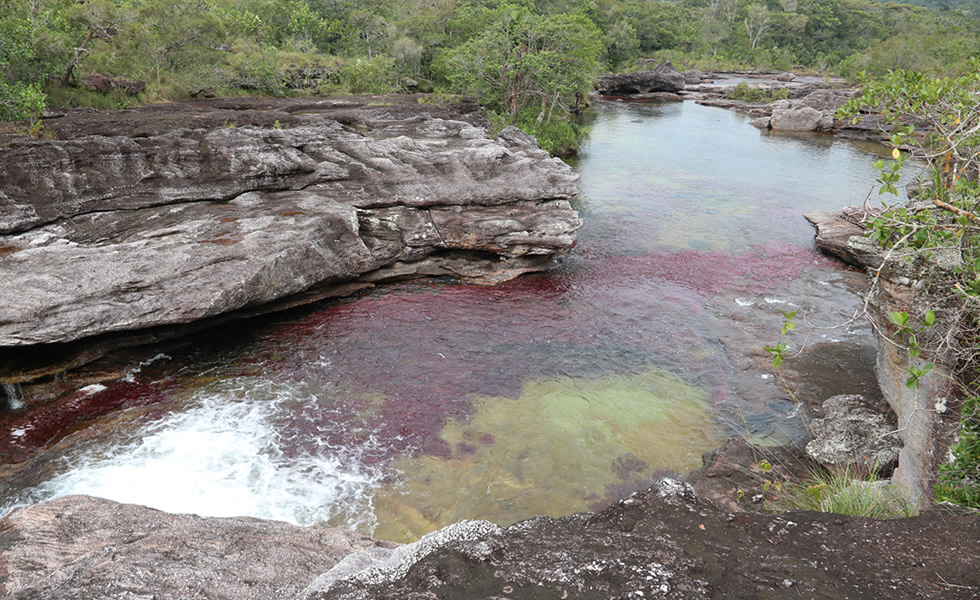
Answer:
[
  {"left": 804, "top": 208, "right": 884, "bottom": 268},
  {"left": 598, "top": 61, "right": 686, "bottom": 95},
  {"left": 307, "top": 479, "right": 980, "bottom": 600},
  {"left": 806, "top": 394, "right": 901, "bottom": 471},
  {"left": 805, "top": 206, "right": 962, "bottom": 503},
  {"left": 0, "top": 495, "right": 396, "bottom": 600},
  {"left": 0, "top": 98, "right": 581, "bottom": 349}
]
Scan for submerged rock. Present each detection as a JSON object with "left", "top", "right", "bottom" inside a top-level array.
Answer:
[{"left": 0, "top": 98, "right": 581, "bottom": 351}]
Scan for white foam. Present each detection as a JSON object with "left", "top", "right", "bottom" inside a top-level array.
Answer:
[{"left": 37, "top": 378, "right": 382, "bottom": 532}]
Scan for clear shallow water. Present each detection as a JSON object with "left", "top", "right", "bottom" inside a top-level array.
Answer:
[{"left": 0, "top": 101, "right": 914, "bottom": 541}]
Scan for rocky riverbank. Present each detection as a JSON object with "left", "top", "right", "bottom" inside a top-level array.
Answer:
[
  {"left": 0, "top": 96, "right": 581, "bottom": 402},
  {"left": 2, "top": 481, "right": 978, "bottom": 599}
]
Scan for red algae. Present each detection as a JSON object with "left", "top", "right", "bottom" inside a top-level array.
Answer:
[{"left": 2, "top": 381, "right": 168, "bottom": 463}]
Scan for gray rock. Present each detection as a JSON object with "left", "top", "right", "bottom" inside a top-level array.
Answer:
[
  {"left": 0, "top": 104, "right": 582, "bottom": 347},
  {"left": 795, "top": 89, "right": 846, "bottom": 113},
  {"left": 303, "top": 520, "right": 502, "bottom": 598},
  {"left": 3, "top": 483, "right": 979, "bottom": 600},
  {"left": 680, "top": 70, "right": 703, "bottom": 85},
  {"left": 805, "top": 394, "right": 901, "bottom": 471},
  {"left": 309, "top": 478, "right": 980, "bottom": 600},
  {"left": 770, "top": 106, "right": 824, "bottom": 131},
  {"left": 598, "top": 62, "right": 686, "bottom": 95},
  {"left": 0, "top": 495, "right": 396, "bottom": 600}
]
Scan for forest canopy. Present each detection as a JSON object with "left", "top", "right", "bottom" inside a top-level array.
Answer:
[{"left": 2, "top": 0, "right": 980, "bottom": 149}]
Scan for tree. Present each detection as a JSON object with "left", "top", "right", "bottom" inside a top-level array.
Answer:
[
  {"left": 439, "top": 6, "right": 601, "bottom": 123},
  {"left": 0, "top": 1, "right": 46, "bottom": 121}
]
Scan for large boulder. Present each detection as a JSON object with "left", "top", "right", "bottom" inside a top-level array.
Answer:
[
  {"left": 770, "top": 106, "right": 826, "bottom": 131},
  {"left": 0, "top": 495, "right": 396, "bottom": 600},
  {"left": 0, "top": 100, "right": 582, "bottom": 349},
  {"left": 597, "top": 62, "right": 686, "bottom": 95}
]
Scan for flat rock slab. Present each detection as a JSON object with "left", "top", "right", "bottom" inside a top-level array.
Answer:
[
  {"left": 5, "top": 484, "right": 978, "bottom": 600},
  {"left": 0, "top": 495, "right": 397, "bottom": 600},
  {"left": 0, "top": 98, "right": 581, "bottom": 349},
  {"left": 311, "top": 480, "right": 980, "bottom": 600}
]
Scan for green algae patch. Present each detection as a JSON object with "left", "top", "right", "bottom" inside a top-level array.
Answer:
[{"left": 371, "top": 369, "right": 724, "bottom": 542}]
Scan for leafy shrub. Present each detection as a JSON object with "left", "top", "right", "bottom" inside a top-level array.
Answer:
[
  {"left": 935, "top": 396, "right": 980, "bottom": 508},
  {"left": 333, "top": 55, "right": 400, "bottom": 95},
  {"left": 726, "top": 81, "right": 778, "bottom": 103}
]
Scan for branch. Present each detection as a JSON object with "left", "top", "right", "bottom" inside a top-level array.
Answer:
[{"left": 933, "top": 197, "right": 980, "bottom": 225}]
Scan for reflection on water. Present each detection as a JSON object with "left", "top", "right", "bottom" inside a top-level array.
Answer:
[{"left": 0, "top": 101, "right": 914, "bottom": 541}]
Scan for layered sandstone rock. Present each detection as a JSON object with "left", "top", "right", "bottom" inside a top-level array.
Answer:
[{"left": 0, "top": 98, "right": 581, "bottom": 349}]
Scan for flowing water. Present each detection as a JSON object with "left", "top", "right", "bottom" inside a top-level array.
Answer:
[{"left": 0, "top": 101, "right": 914, "bottom": 542}]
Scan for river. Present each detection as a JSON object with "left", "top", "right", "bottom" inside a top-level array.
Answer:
[{"left": 0, "top": 100, "right": 912, "bottom": 542}]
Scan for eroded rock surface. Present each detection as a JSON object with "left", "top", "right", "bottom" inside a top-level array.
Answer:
[
  {"left": 806, "top": 206, "right": 963, "bottom": 504},
  {"left": 598, "top": 61, "right": 686, "bottom": 95},
  {"left": 0, "top": 495, "right": 397, "bottom": 600},
  {"left": 806, "top": 394, "right": 902, "bottom": 471},
  {"left": 315, "top": 479, "right": 979, "bottom": 600},
  {"left": 4, "top": 484, "right": 977, "bottom": 600},
  {"left": 0, "top": 98, "right": 581, "bottom": 349}
]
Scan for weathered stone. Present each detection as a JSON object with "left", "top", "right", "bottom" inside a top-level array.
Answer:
[
  {"left": 3, "top": 483, "right": 979, "bottom": 600},
  {"left": 306, "top": 479, "right": 980, "bottom": 600},
  {"left": 805, "top": 394, "right": 901, "bottom": 471},
  {"left": 749, "top": 116, "right": 771, "bottom": 129},
  {"left": 795, "top": 89, "right": 846, "bottom": 113},
  {"left": 804, "top": 209, "right": 883, "bottom": 268},
  {"left": 597, "top": 61, "right": 686, "bottom": 95},
  {"left": 680, "top": 70, "right": 703, "bottom": 85},
  {"left": 770, "top": 106, "right": 824, "bottom": 131},
  {"left": 0, "top": 495, "right": 396, "bottom": 600},
  {"left": 0, "top": 99, "right": 582, "bottom": 349}
]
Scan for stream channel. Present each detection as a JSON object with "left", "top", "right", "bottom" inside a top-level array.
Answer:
[{"left": 0, "top": 100, "right": 914, "bottom": 542}]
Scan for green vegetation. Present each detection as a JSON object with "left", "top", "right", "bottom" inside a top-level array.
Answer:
[
  {"left": 936, "top": 396, "right": 980, "bottom": 507},
  {"left": 726, "top": 82, "right": 789, "bottom": 103},
  {"left": 759, "top": 462, "right": 915, "bottom": 518},
  {"left": 3, "top": 0, "right": 980, "bottom": 150},
  {"left": 837, "top": 67, "right": 980, "bottom": 508}
]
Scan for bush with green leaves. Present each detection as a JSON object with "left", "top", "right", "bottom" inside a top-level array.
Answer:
[
  {"left": 838, "top": 66, "right": 980, "bottom": 508},
  {"left": 0, "top": 5, "right": 47, "bottom": 121},
  {"left": 726, "top": 81, "right": 789, "bottom": 103},
  {"left": 437, "top": 5, "right": 601, "bottom": 125},
  {"left": 935, "top": 396, "right": 980, "bottom": 508}
]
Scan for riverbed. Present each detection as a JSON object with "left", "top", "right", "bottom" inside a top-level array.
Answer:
[{"left": 0, "top": 100, "right": 912, "bottom": 542}]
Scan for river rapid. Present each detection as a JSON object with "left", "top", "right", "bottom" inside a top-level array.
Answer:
[{"left": 0, "top": 100, "right": 913, "bottom": 542}]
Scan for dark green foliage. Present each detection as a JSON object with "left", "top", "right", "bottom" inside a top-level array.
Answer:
[
  {"left": 0, "top": 2, "right": 47, "bottom": 121},
  {"left": 936, "top": 396, "right": 980, "bottom": 508},
  {"left": 726, "top": 82, "right": 789, "bottom": 103}
]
